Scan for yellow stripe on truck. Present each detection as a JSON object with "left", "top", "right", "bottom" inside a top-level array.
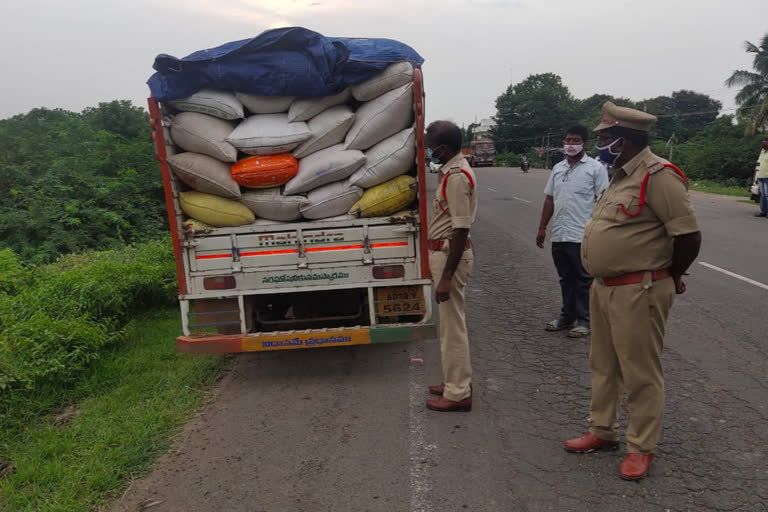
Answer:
[{"left": 242, "top": 328, "right": 371, "bottom": 352}]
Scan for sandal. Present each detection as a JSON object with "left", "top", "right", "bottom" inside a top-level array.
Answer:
[
  {"left": 545, "top": 319, "right": 573, "bottom": 332},
  {"left": 568, "top": 326, "right": 590, "bottom": 338}
]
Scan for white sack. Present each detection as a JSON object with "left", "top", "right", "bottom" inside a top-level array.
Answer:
[
  {"left": 284, "top": 144, "right": 365, "bottom": 195},
  {"left": 171, "top": 112, "right": 238, "bottom": 163},
  {"left": 344, "top": 83, "right": 413, "bottom": 151},
  {"left": 239, "top": 189, "right": 308, "bottom": 222},
  {"left": 288, "top": 88, "right": 351, "bottom": 122},
  {"left": 227, "top": 114, "right": 311, "bottom": 155},
  {"left": 170, "top": 89, "right": 244, "bottom": 120},
  {"left": 351, "top": 62, "right": 414, "bottom": 102},
  {"left": 300, "top": 181, "right": 364, "bottom": 220},
  {"left": 348, "top": 128, "right": 415, "bottom": 188},
  {"left": 292, "top": 106, "right": 355, "bottom": 159},
  {"left": 168, "top": 152, "right": 241, "bottom": 199},
  {"left": 235, "top": 93, "right": 294, "bottom": 114}
]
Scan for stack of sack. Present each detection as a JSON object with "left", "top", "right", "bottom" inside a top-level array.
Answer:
[{"left": 165, "top": 62, "right": 419, "bottom": 228}]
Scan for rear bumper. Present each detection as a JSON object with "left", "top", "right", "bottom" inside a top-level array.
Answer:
[{"left": 177, "top": 323, "right": 436, "bottom": 354}]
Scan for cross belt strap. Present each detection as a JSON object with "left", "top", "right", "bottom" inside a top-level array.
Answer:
[
  {"left": 599, "top": 269, "right": 672, "bottom": 287},
  {"left": 438, "top": 169, "right": 476, "bottom": 216},
  {"left": 428, "top": 239, "right": 472, "bottom": 251},
  {"left": 620, "top": 163, "right": 688, "bottom": 217}
]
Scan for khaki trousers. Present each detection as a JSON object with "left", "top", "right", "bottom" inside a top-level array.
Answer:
[
  {"left": 588, "top": 273, "right": 675, "bottom": 454},
  {"left": 429, "top": 247, "right": 474, "bottom": 402}
]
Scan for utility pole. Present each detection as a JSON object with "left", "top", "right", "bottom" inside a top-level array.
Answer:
[
  {"left": 546, "top": 128, "right": 552, "bottom": 169},
  {"left": 666, "top": 133, "right": 677, "bottom": 162}
]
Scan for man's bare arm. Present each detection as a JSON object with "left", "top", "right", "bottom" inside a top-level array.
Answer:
[
  {"left": 670, "top": 231, "right": 702, "bottom": 294},
  {"left": 537, "top": 195, "right": 554, "bottom": 248}
]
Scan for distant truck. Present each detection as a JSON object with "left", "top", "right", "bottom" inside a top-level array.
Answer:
[
  {"left": 460, "top": 147, "right": 473, "bottom": 166},
  {"left": 469, "top": 138, "right": 495, "bottom": 167}
]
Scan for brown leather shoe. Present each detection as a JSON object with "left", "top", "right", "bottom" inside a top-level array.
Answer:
[
  {"left": 428, "top": 383, "right": 444, "bottom": 396},
  {"left": 426, "top": 395, "right": 472, "bottom": 412},
  {"left": 619, "top": 453, "right": 654, "bottom": 480},
  {"left": 429, "top": 383, "right": 472, "bottom": 396},
  {"left": 564, "top": 432, "right": 619, "bottom": 453}
]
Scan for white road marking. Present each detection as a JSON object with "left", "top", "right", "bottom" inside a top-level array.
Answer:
[
  {"left": 513, "top": 196, "right": 532, "bottom": 204},
  {"left": 487, "top": 187, "right": 499, "bottom": 193},
  {"left": 408, "top": 346, "right": 435, "bottom": 512},
  {"left": 699, "top": 262, "right": 768, "bottom": 291}
]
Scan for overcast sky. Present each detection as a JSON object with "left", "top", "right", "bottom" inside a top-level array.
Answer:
[{"left": 1, "top": 0, "right": 766, "bottom": 127}]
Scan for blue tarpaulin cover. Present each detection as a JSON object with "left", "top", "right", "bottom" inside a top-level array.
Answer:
[{"left": 148, "top": 27, "right": 424, "bottom": 102}]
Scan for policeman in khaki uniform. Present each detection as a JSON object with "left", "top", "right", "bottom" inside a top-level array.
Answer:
[
  {"left": 424, "top": 121, "right": 477, "bottom": 412},
  {"left": 564, "top": 102, "right": 702, "bottom": 480}
]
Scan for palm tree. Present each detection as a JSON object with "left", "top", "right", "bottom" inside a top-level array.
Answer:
[{"left": 726, "top": 33, "right": 768, "bottom": 135}]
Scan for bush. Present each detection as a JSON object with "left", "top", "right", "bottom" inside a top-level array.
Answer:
[
  {"left": 0, "top": 102, "right": 168, "bottom": 264},
  {"left": 0, "top": 239, "right": 177, "bottom": 426},
  {"left": 671, "top": 117, "right": 762, "bottom": 185},
  {"left": 494, "top": 150, "right": 546, "bottom": 168}
]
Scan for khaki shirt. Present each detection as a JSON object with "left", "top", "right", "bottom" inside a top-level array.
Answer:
[
  {"left": 758, "top": 149, "right": 768, "bottom": 179},
  {"left": 428, "top": 153, "right": 477, "bottom": 241},
  {"left": 582, "top": 147, "right": 699, "bottom": 278}
]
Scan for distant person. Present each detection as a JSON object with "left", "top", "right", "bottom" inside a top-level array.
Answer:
[
  {"left": 564, "top": 102, "right": 701, "bottom": 481},
  {"left": 424, "top": 121, "right": 477, "bottom": 412},
  {"left": 755, "top": 137, "right": 768, "bottom": 217},
  {"left": 536, "top": 125, "right": 609, "bottom": 338},
  {"left": 520, "top": 154, "right": 530, "bottom": 173}
]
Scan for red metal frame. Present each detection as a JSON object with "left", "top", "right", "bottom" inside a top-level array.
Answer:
[
  {"left": 412, "top": 68, "right": 430, "bottom": 280},
  {"left": 147, "top": 98, "right": 188, "bottom": 295}
]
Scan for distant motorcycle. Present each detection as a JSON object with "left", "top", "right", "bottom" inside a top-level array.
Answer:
[{"left": 520, "top": 156, "right": 530, "bottom": 173}]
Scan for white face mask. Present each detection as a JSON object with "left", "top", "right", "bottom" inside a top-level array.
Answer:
[
  {"left": 429, "top": 161, "right": 443, "bottom": 173},
  {"left": 564, "top": 144, "right": 583, "bottom": 157}
]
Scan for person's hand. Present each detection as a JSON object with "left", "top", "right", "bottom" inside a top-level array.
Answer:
[
  {"left": 536, "top": 228, "right": 546, "bottom": 248},
  {"left": 436, "top": 277, "right": 452, "bottom": 303},
  {"left": 673, "top": 275, "right": 687, "bottom": 295}
]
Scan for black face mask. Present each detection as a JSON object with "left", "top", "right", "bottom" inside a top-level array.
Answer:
[
  {"left": 596, "top": 138, "right": 622, "bottom": 165},
  {"left": 427, "top": 145, "right": 446, "bottom": 164}
]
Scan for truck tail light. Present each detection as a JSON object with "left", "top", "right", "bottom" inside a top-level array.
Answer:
[
  {"left": 203, "top": 276, "right": 236, "bottom": 290},
  {"left": 373, "top": 265, "right": 405, "bottom": 279}
]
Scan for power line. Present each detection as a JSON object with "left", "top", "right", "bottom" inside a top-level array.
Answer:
[{"left": 654, "top": 107, "right": 737, "bottom": 118}]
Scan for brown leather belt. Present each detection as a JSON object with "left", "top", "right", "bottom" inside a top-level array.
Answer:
[
  {"left": 600, "top": 269, "right": 672, "bottom": 287},
  {"left": 428, "top": 239, "right": 472, "bottom": 251}
]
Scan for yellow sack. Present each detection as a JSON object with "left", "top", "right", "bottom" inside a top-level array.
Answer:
[
  {"left": 348, "top": 175, "right": 417, "bottom": 218},
  {"left": 179, "top": 191, "right": 255, "bottom": 227},
  {"left": 182, "top": 218, "right": 215, "bottom": 233}
]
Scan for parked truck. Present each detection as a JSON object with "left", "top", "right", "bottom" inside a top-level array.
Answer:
[
  {"left": 460, "top": 147, "right": 474, "bottom": 166},
  {"left": 147, "top": 30, "right": 435, "bottom": 354},
  {"left": 469, "top": 138, "right": 495, "bottom": 167}
]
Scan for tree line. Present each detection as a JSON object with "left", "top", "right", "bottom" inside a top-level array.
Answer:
[
  {"left": 0, "top": 101, "right": 167, "bottom": 264},
  {"left": 489, "top": 72, "right": 761, "bottom": 184},
  {"left": 489, "top": 33, "right": 768, "bottom": 184}
]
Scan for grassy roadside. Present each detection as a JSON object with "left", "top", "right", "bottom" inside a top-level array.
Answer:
[
  {"left": 689, "top": 180, "right": 751, "bottom": 198},
  {"left": 0, "top": 309, "right": 227, "bottom": 512}
]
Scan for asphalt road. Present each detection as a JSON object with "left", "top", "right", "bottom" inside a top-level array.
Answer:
[{"left": 113, "top": 167, "right": 768, "bottom": 512}]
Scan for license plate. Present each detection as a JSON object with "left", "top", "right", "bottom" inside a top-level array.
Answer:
[{"left": 375, "top": 286, "right": 426, "bottom": 317}]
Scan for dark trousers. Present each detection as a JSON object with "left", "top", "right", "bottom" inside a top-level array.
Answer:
[{"left": 551, "top": 242, "right": 592, "bottom": 327}]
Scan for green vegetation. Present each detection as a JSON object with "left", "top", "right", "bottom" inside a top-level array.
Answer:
[
  {"left": 0, "top": 99, "right": 229, "bottom": 512},
  {"left": 726, "top": 33, "right": 768, "bottom": 135},
  {"left": 490, "top": 73, "right": 750, "bottom": 181},
  {"left": 490, "top": 31, "right": 768, "bottom": 184},
  {"left": 0, "top": 310, "right": 225, "bottom": 512},
  {"left": 495, "top": 150, "right": 546, "bottom": 169},
  {"left": 0, "top": 241, "right": 228, "bottom": 511},
  {"left": 0, "top": 240, "right": 177, "bottom": 430},
  {"left": 0, "top": 101, "right": 166, "bottom": 264},
  {"left": 689, "top": 180, "right": 750, "bottom": 197}
]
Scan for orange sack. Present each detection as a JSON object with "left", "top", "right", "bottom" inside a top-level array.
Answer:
[{"left": 231, "top": 154, "right": 298, "bottom": 188}]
